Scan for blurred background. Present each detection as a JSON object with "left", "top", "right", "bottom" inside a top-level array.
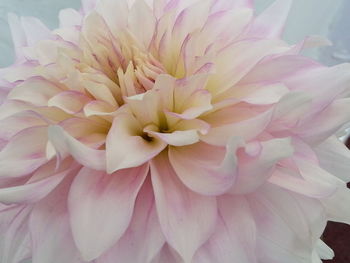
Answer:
[{"left": 0, "top": 0, "right": 349, "bottom": 262}]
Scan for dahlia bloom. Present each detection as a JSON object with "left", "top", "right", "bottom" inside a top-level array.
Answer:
[{"left": 1, "top": 0, "right": 350, "bottom": 262}]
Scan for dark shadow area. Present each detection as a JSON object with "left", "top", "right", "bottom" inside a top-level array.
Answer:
[
  {"left": 323, "top": 218, "right": 350, "bottom": 263},
  {"left": 323, "top": 137, "right": 350, "bottom": 262}
]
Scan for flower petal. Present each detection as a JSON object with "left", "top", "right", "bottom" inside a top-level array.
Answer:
[
  {"left": 172, "top": 0, "right": 212, "bottom": 50},
  {"left": 322, "top": 186, "right": 350, "bottom": 225},
  {"left": 314, "top": 136, "right": 350, "bottom": 182},
  {"left": 58, "top": 117, "right": 108, "bottom": 141},
  {"left": 128, "top": 0, "right": 156, "bottom": 48},
  {"left": 294, "top": 158, "right": 350, "bottom": 224},
  {"left": 0, "top": 205, "right": 32, "bottom": 263},
  {"left": 7, "top": 13, "right": 26, "bottom": 60},
  {"left": 285, "top": 63, "right": 350, "bottom": 115},
  {"left": 0, "top": 165, "right": 69, "bottom": 205},
  {"left": 151, "top": 244, "right": 183, "bottom": 263},
  {"left": 269, "top": 91, "right": 312, "bottom": 131},
  {"left": 48, "top": 91, "right": 91, "bottom": 115},
  {"left": 146, "top": 129, "right": 199, "bottom": 147},
  {"left": 211, "top": 0, "right": 253, "bottom": 12},
  {"left": 0, "top": 126, "right": 48, "bottom": 177},
  {"left": 82, "top": 79, "right": 119, "bottom": 107},
  {"left": 59, "top": 8, "right": 83, "bottom": 27},
  {"left": 83, "top": 100, "right": 116, "bottom": 118},
  {"left": 98, "top": 178, "right": 165, "bottom": 263},
  {"left": 125, "top": 90, "right": 161, "bottom": 127},
  {"left": 48, "top": 125, "right": 106, "bottom": 171},
  {"left": 170, "top": 89, "right": 213, "bottom": 120},
  {"left": 200, "top": 8, "right": 253, "bottom": 47},
  {"left": 97, "top": 0, "right": 129, "bottom": 37},
  {"left": 208, "top": 39, "right": 287, "bottom": 96},
  {"left": 194, "top": 196, "right": 256, "bottom": 263},
  {"left": 106, "top": 112, "right": 167, "bottom": 173},
  {"left": 314, "top": 240, "right": 334, "bottom": 261},
  {"left": 241, "top": 83, "right": 289, "bottom": 105},
  {"left": 150, "top": 152, "right": 217, "bottom": 262},
  {"left": 8, "top": 78, "right": 62, "bottom": 106},
  {"left": 81, "top": 0, "right": 97, "bottom": 14},
  {"left": 202, "top": 108, "right": 272, "bottom": 146},
  {"left": 295, "top": 98, "right": 350, "bottom": 144},
  {"left": 249, "top": 183, "right": 325, "bottom": 263},
  {"left": 247, "top": 0, "right": 292, "bottom": 38},
  {"left": 20, "top": 16, "right": 53, "bottom": 45},
  {"left": 231, "top": 138, "right": 294, "bottom": 194},
  {"left": 29, "top": 169, "right": 83, "bottom": 263},
  {"left": 68, "top": 164, "right": 148, "bottom": 261},
  {"left": 268, "top": 166, "right": 336, "bottom": 199},
  {"left": 169, "top": 138, "right": 241, "bottom": 195},
  {"left": 240, "top": 55, "right": 321, "bottom": 85},
  {"left": 0, "top": 110, "right": 48, "bottom": 141}
]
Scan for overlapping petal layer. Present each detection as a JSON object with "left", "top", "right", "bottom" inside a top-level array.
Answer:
[{"left": 0, "top": 0, "right": 350, "bottom": 262}]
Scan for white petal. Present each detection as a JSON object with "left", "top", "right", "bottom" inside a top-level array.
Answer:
[
  {"left": 128, "top": 0, "right": 156, "bottom": 48},
  {"left": 268, "top": 167, "right": 336, "bottom": 199},
  {"left": 59, "top": 8, "right": 83, "bottom": 27},
  {"left": 240, "top": 55, "right": 320, "bottom": 85},
  {"left": 285, "top": 63, "right": 350, "bottom": 116},
  {"left": 249, "top": 183, "right": 324, "bottom": 263},
  {"left": 170, "top": 89, "right": 213, "bottom": 120},
  {"left": 208, "top": 39, "right": 287, "bottom": 96},
  {"left": 0, "top": 110, "right": 48, "bottom": 141},
  {"left": 151, "top": 245, "right": 183, "bottom": 263},
  {"left": 0, "top": 205, "right": 32, "bottom": 263},
  {"left": 48, "top": 125, "right": 106, "bottom": 171},
  {"left": 169, "top": 138, "right": 241, "bottom": 195},
  {"left": 231, "top": 138, "right": 294, "bottom": 194},
  {"left": 296, "top": 98, "right": 350, "bottom": 144},
  {"left": 211, "top": 0, "right": 253, "bottom": 12},
  {"left": 7, "top": 13, "right": 26, "bottom": 60},
  {"left": 202, "top": 108, "right": 272, "bottom": 146},
  {"left": 97, "top": 0, "right": 129, "bottom": 37},
  {"left": 0, "top": 166, "right": 68, "bottom": 204},
  {"left": 106, "top": 113, "right": 166, "bottom": 173},
  {"left": 150, "top": 152, "right": 217, "bottom": 262},
  {"left": 315, "top": 240, "right": 334, "bottom": 260},
  {"left": 68, "top": 165, "right": 148, "bottom": 260},
  {"left": 98, "top": 179, "right": 165, "bottom": 263},
  {"left": 20, "top": 16, "right": 53, "bottom": 45},
  {"left": 83, "top": 100, "right": 116, "bottom": 118},
  {"left": 247, "top": 0, "right": 292, "bottom": 38},
  {"left": 0, "top": 126, "right": 48, "bottom": 177},
  {"left": 8, "top": 78, "right": 62, "bottom": 106},
  {"left": 194, "top": 196, "right": 256, "bottom": 263},
  {"left": 314, "top": 136, "right": 350, "bottom": 182},
  {"left": 241, "top": 83, "right": 289, "bottom": 105},
  {"left": 269, "top": 91, "right": 312, "bottom": 131},
  {"left": 82, "top": 0, "right": 97, "bottom": 14},
  {"left": 146, "top": 129, "right": 199, "bottom": 147},
  {"left": 29, "top": 171, "right": 83, "bottom": 263},
  {"left": 322, "top": 186, "right": 350, "bottom": 224},
  {"left": 48, "top": 91, "right": 91, "bottom": 115}
]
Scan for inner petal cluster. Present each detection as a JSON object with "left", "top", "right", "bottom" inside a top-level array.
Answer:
[{"left": 1, "top": 0, "right": 291, "bottom": 178}]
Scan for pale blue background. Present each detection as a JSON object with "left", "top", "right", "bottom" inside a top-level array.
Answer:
[{"left": 1, "top": 0, "right": 350, "bottom": 67}]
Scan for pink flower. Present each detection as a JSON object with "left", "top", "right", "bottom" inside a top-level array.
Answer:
[{"left": 1, "top": 0, "right": 350, "bottom": 262}]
